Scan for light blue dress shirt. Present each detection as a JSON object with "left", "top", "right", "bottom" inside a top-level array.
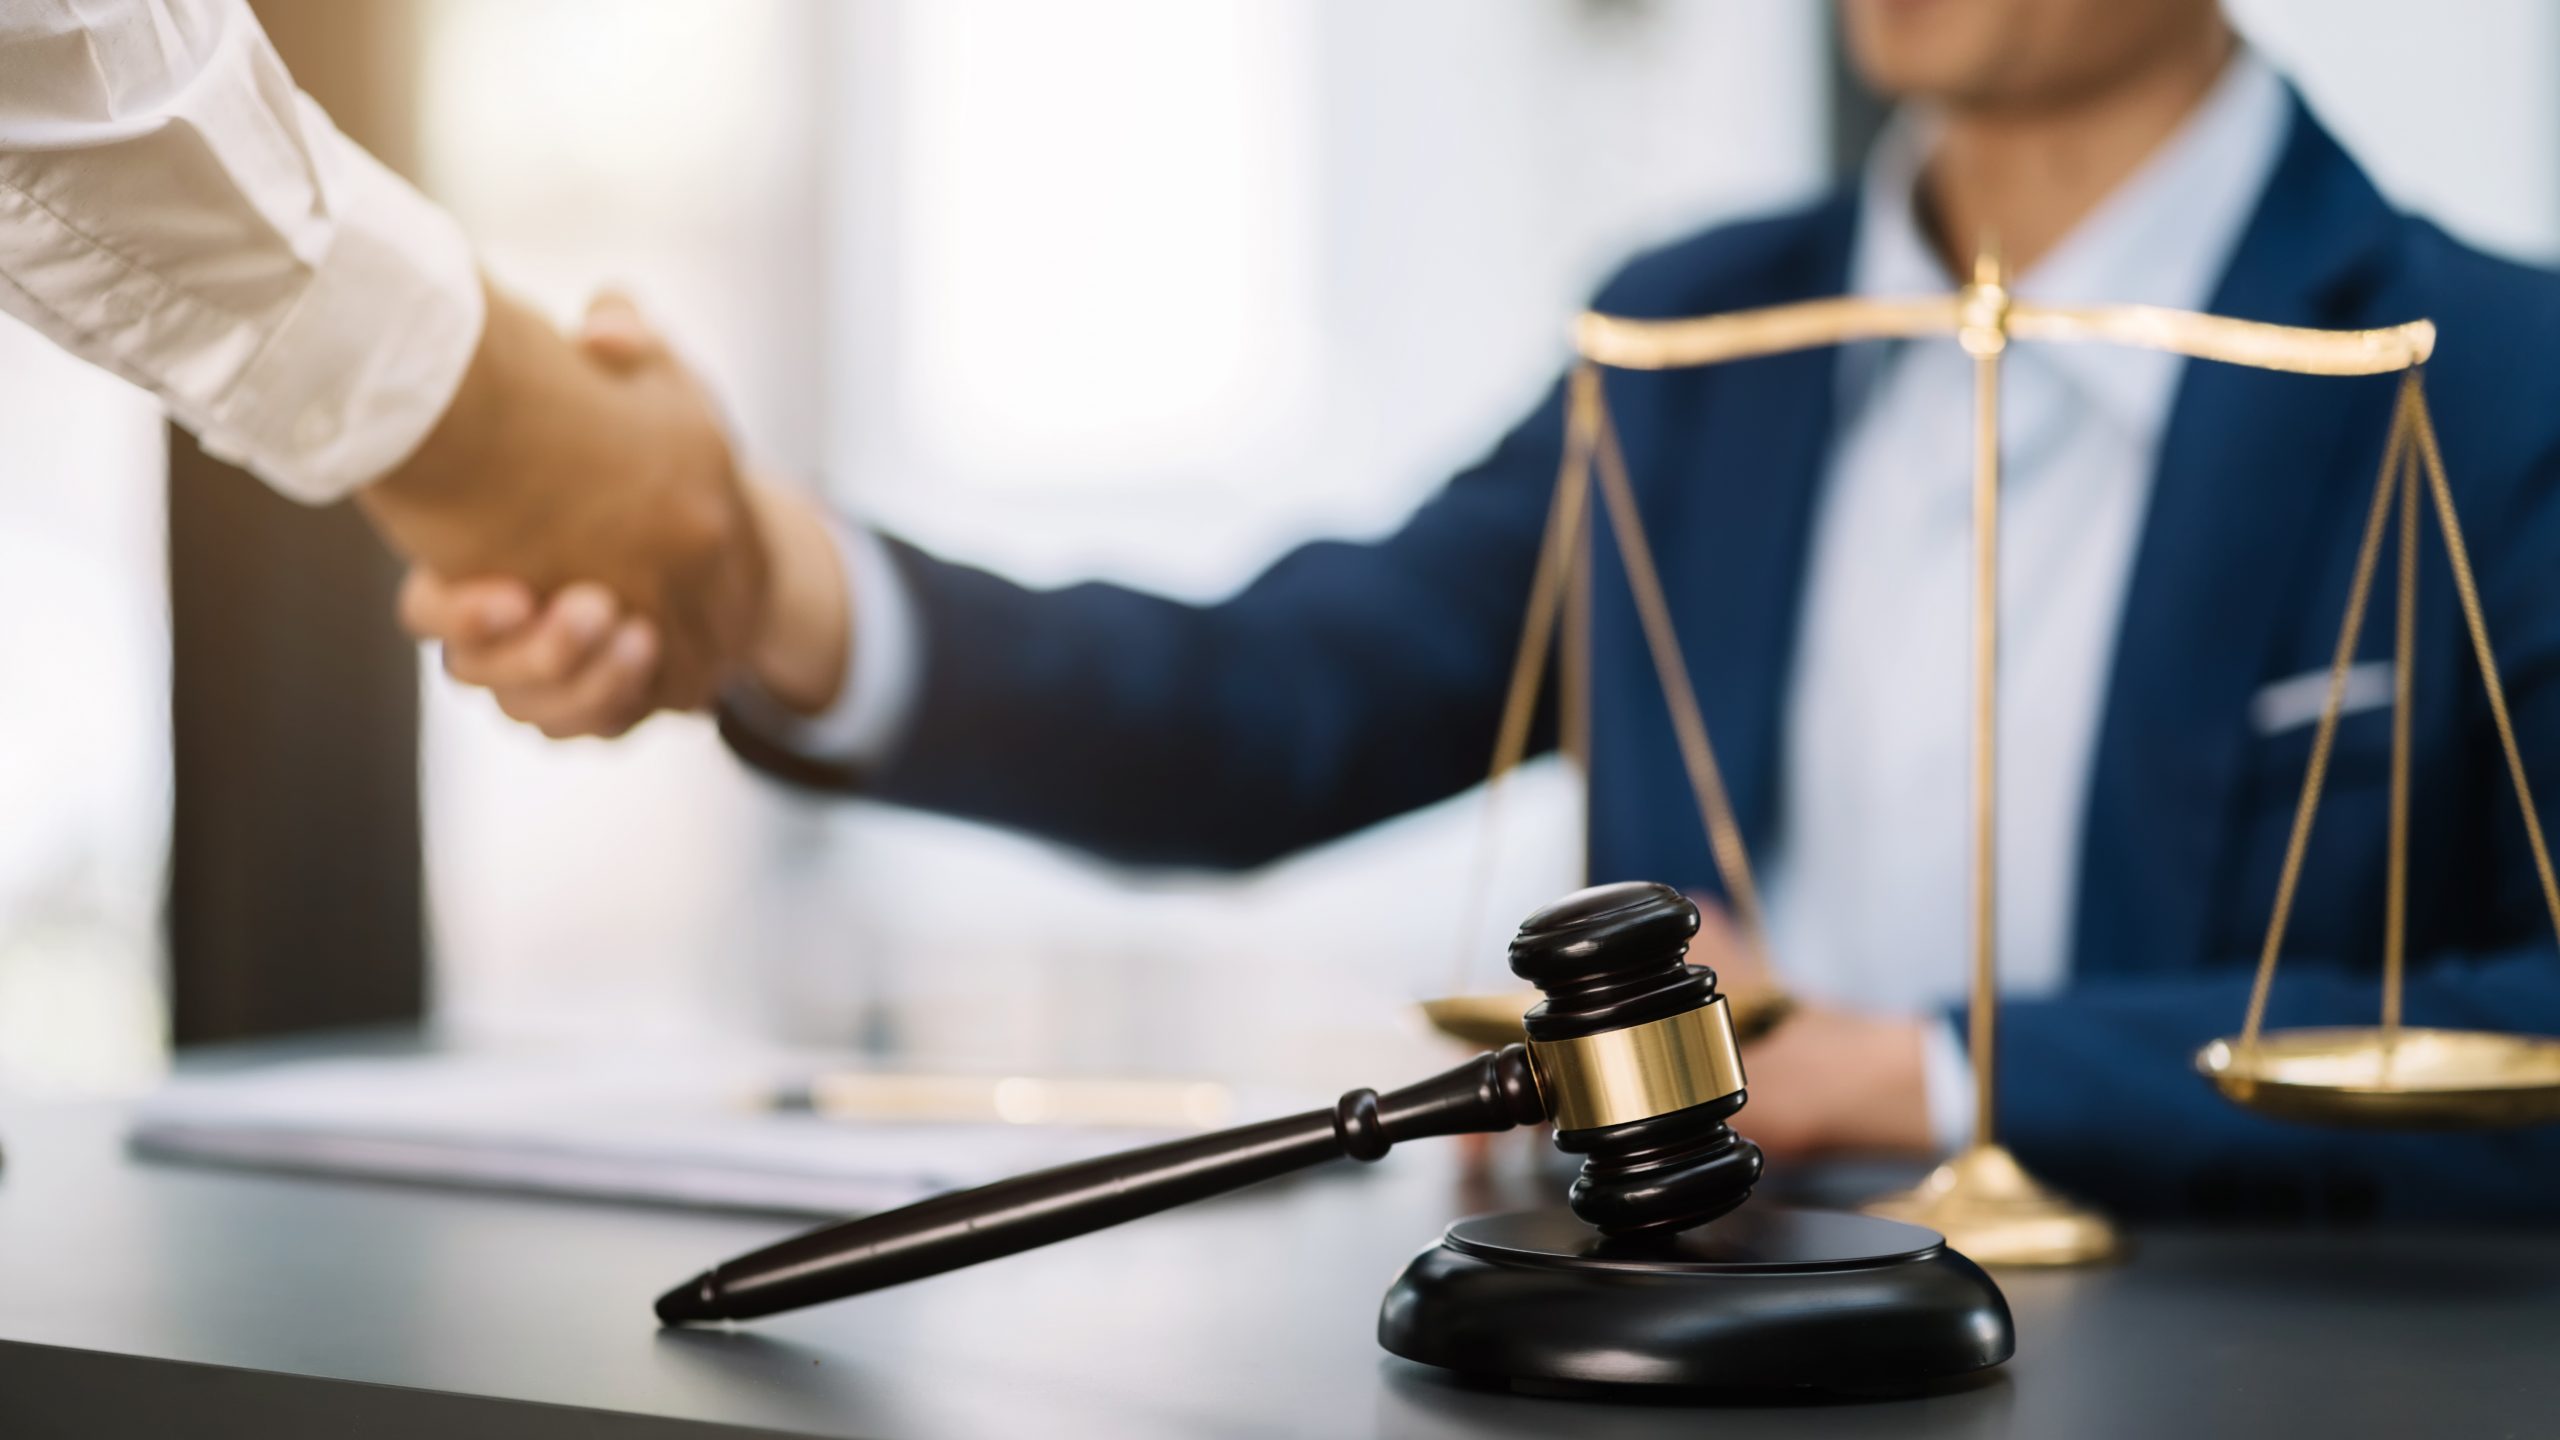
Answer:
[{"left": 1760, "top": 50, "right": 2290, "bottom": 1149}]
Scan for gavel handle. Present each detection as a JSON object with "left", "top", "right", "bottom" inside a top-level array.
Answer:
[{"left": 656, "top": 1044, "right": 1545, "bottom": 1324}]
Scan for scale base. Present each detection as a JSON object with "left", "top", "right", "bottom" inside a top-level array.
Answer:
[
  {"left": 1864, "top": 1142, "right": 2119, "bottom": 1267},
  {"left": 1378, "top": 1205, "right": 2012, "bottom": 1393}
]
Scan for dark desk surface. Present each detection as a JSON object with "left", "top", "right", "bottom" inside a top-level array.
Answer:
[{"left": 3, "top": 1094, "right": 2556, "bottom": 1440}]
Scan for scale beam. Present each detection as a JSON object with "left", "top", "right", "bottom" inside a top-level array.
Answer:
[{"left": 1578, "top": 295, "right": 2434, "bottom": 377}]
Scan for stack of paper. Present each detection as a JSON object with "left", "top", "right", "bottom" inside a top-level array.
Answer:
[{"left": 131, "top": 1048, "right": 1272, "bottom": 1217}]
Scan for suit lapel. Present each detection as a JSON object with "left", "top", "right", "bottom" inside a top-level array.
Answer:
[
  {"left": 1591, "top": 201, "right": 1853, "bottom": 891},
  {"left": 2073, "top": 100, "right": 2406, "bottom": 978},
  {"left": 1667, "top": 337, "right": 1838, "bottom": 852}
]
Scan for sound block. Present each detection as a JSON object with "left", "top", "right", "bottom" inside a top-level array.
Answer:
[{"left": 1378, "top": 1205, "right": 2013, "bottom": 1393}]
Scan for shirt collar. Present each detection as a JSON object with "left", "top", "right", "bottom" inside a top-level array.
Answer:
[{"left": 1847, "top": 48, "right": 2294, "bottom": 435}]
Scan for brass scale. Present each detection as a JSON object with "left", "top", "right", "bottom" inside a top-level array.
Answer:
[{"left": 1423, "top": 245, "right": 2560, "bottom": 1265}]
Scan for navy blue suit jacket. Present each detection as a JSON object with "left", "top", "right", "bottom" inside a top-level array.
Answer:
[{"left": 736, "top": 101, "right": 2560, "bottom": 1221}]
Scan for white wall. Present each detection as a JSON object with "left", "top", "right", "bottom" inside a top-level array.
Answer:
[
  {"left": 0, "top": 321, "right": 167, "bottom": 1094},
  {"left": 415, "top": 0, "right": 831, "bottom": 1043},
  {"left": 784, "top": 0, "right": 1831, "bottom": 1086},
  {"left": 407, "top": 0, "right": 1832, "bottom": 1078},
  {"left": 2230, "top": 0, "right": 2560, "bottom": 261}
]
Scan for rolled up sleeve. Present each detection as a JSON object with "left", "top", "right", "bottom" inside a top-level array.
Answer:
[{"left": 0, "top": 0, "right": 481, "bottom": 503}]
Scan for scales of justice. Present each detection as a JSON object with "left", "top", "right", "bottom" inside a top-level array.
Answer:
[
  {"left": 654, "top": 244, "right": 2560, "bottom": 1394},
  {"left": 1424, "top": 240, "right": 2560, "bottom": 1265}
]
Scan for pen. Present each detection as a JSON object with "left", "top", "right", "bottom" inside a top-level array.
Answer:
[{"left": 771, "top": 1071, "right": 1233, "bottom": 1129}]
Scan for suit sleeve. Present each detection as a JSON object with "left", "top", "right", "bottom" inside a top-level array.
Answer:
[
  {"left": 729, "top": 378, "right": 1573, "bottom": 869},
  {"left": 1988, "top": 949, "right": 2560, "bottom": 1222}
]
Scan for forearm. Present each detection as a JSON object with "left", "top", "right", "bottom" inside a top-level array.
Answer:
[
  {"left": 356, "top": 278, "right": 551, "bottom": 563},
  {"left": 824, "top": 536, "right": 1523, "bottom": 867},
  {"left": 721, "top": 374, "right": 1573, "bottom": 864},
  {"left": 1992, "top": 950, "right": 2560, "bottom": 1219}
]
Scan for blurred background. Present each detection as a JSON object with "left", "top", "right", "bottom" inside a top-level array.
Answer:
[{"left": 3, "top": 0, "right": 2557, "bottom": 1097}]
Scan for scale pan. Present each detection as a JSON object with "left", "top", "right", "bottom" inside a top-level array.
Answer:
[
  {"left": 2196, "top": 1027, "right": 2560, "bottom": 1128},
  {"left": 1419, "top": 988, "right": 1795, "bottom": 1050},
  {"left": 1417, "top": 991, "right": 1540, "bottom": 1048}
]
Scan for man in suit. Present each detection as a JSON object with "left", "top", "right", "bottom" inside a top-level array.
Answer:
[{"left": 414, "top": 0, "right": 2560, "bottom": 1220}]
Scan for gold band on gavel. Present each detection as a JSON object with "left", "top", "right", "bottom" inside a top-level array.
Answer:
[{"left": 1526, "top": 996, "right": 1747, "bottom": 1132}]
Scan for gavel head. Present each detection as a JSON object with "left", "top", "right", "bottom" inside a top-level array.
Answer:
[{"left": 1510, "top": 882, "right": 1762, "bottom": 1236}]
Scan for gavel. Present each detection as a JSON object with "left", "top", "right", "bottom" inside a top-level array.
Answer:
[{"left": 655, "top": 881, "right": 1761, "bottom": 1324}]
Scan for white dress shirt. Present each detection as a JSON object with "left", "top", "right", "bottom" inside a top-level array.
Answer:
[
  {"left": 1762, "top": 51, "right": 2290, "bottom": 1148},
  {"left": 746, "top": 53, "right": 2292, "bottom": 1152},
  {"left": 0, "top": 0, "right": 481, "bottom": 502}
]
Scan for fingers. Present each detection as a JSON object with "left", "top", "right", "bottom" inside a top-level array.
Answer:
[
  {"left": 365, "top": 285, "right": 748, "bottom": 731},
  {"left": 400, "top": 568, "right": 536, "bottom": 645},
  {"left": 428, "top": 581, "right": 665, "bottom": 740},
  {"left": 623, "top": 431, "right": 764, "bottom": 713},
  {"left": 577, "top": 287, "right": 668, "bottom": 370},
  {"left": 420, "top": 282, "right": 756, "bottom": 715},
  {"left": 1683, "top": 891, "right": 1773, "bottom": 994},
  {"left": 660, "top": 485, "right": 768, "bottom": 711},
  {"left": 441, "top": 581, "right": 625, "bottom": 692},
  {"left": 471, "top": 612, "right": 660, "bottom": 741},
  {"left": 514, "top": 617, "right": 661, "bottom": 740}
]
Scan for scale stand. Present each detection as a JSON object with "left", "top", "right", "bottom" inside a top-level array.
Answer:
[
  {"left": 1420, "top": 240, "right": 2548, "bottom": 1263},
  {"left": 1865, "top": 1142, "right": 2117, "bottom": 1267}
]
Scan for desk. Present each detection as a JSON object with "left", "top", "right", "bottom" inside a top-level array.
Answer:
[{"left": 2, "top": 1094, "right": 2555, "bottom": 1439}]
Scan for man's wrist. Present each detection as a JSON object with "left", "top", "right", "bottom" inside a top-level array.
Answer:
[
  {"left": 722, "top": 519, "right": 919, "bottom": 767},
  {"left": 364, "top": 278, "right": 524, "bottom": 497},
  {"left": 742, "top": 481, "right": 851, "bottom": 715},
  {"left": 194, "top": 133, "right": 486, "bottom": 504},
  {"left": 355, "top": 277, "right": 541, "bottom": 553}
]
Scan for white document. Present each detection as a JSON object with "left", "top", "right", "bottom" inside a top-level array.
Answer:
[{"left": 130, "top": 1048, "right": 1260, "bottom": 1217}]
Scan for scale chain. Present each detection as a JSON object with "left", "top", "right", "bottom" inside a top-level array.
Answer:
[
  {"left": 1589, "top": 375, "right": 1769, "bottom": 955},
  {"left": 1452, "top": 365, "right": 1772, "bottom": 991},
  {"left": 2242, "top": 372, "right": 2560, "bottom": 1053},
  {"left": 1447, "top": 372, "right": 1597, "bottom": 994},
  {"left": 2409, "top": 383, "right": 2560, "bottom": 951},
  {"left": 2240, "top": 377, "right": 2412, "bottom": 1050},
  {"left": 2384, "top": 382, "right": 2420, "bottom": 1040}
]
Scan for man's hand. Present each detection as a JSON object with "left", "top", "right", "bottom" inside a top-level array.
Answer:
[
  {"left": 1686, "top": 893, "right": 1775, "bottom": 1002},
  {"left": 401, "top": 573, "right": 662, "bottom": 739},
  {"left": 1683, "top": 893, "right": 1935, "bottom": 1161},
  {"left": 357, "top": 282, "right": 765, "bottom": 710},
  {"left": 1734, "top": 1004, "right": 1935, "bottom": 1161},
  {"left": 402, "top": 458, "right": 851, "bottom": 741}
]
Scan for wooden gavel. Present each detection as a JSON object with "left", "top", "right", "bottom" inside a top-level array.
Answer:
[{"left": 657, "top": 882, "right": 1757, "bottom": 1325}]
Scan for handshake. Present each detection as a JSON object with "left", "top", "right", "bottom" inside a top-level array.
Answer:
[{"left": 370, "top": 285, "right": 848, "bottom": 738}]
